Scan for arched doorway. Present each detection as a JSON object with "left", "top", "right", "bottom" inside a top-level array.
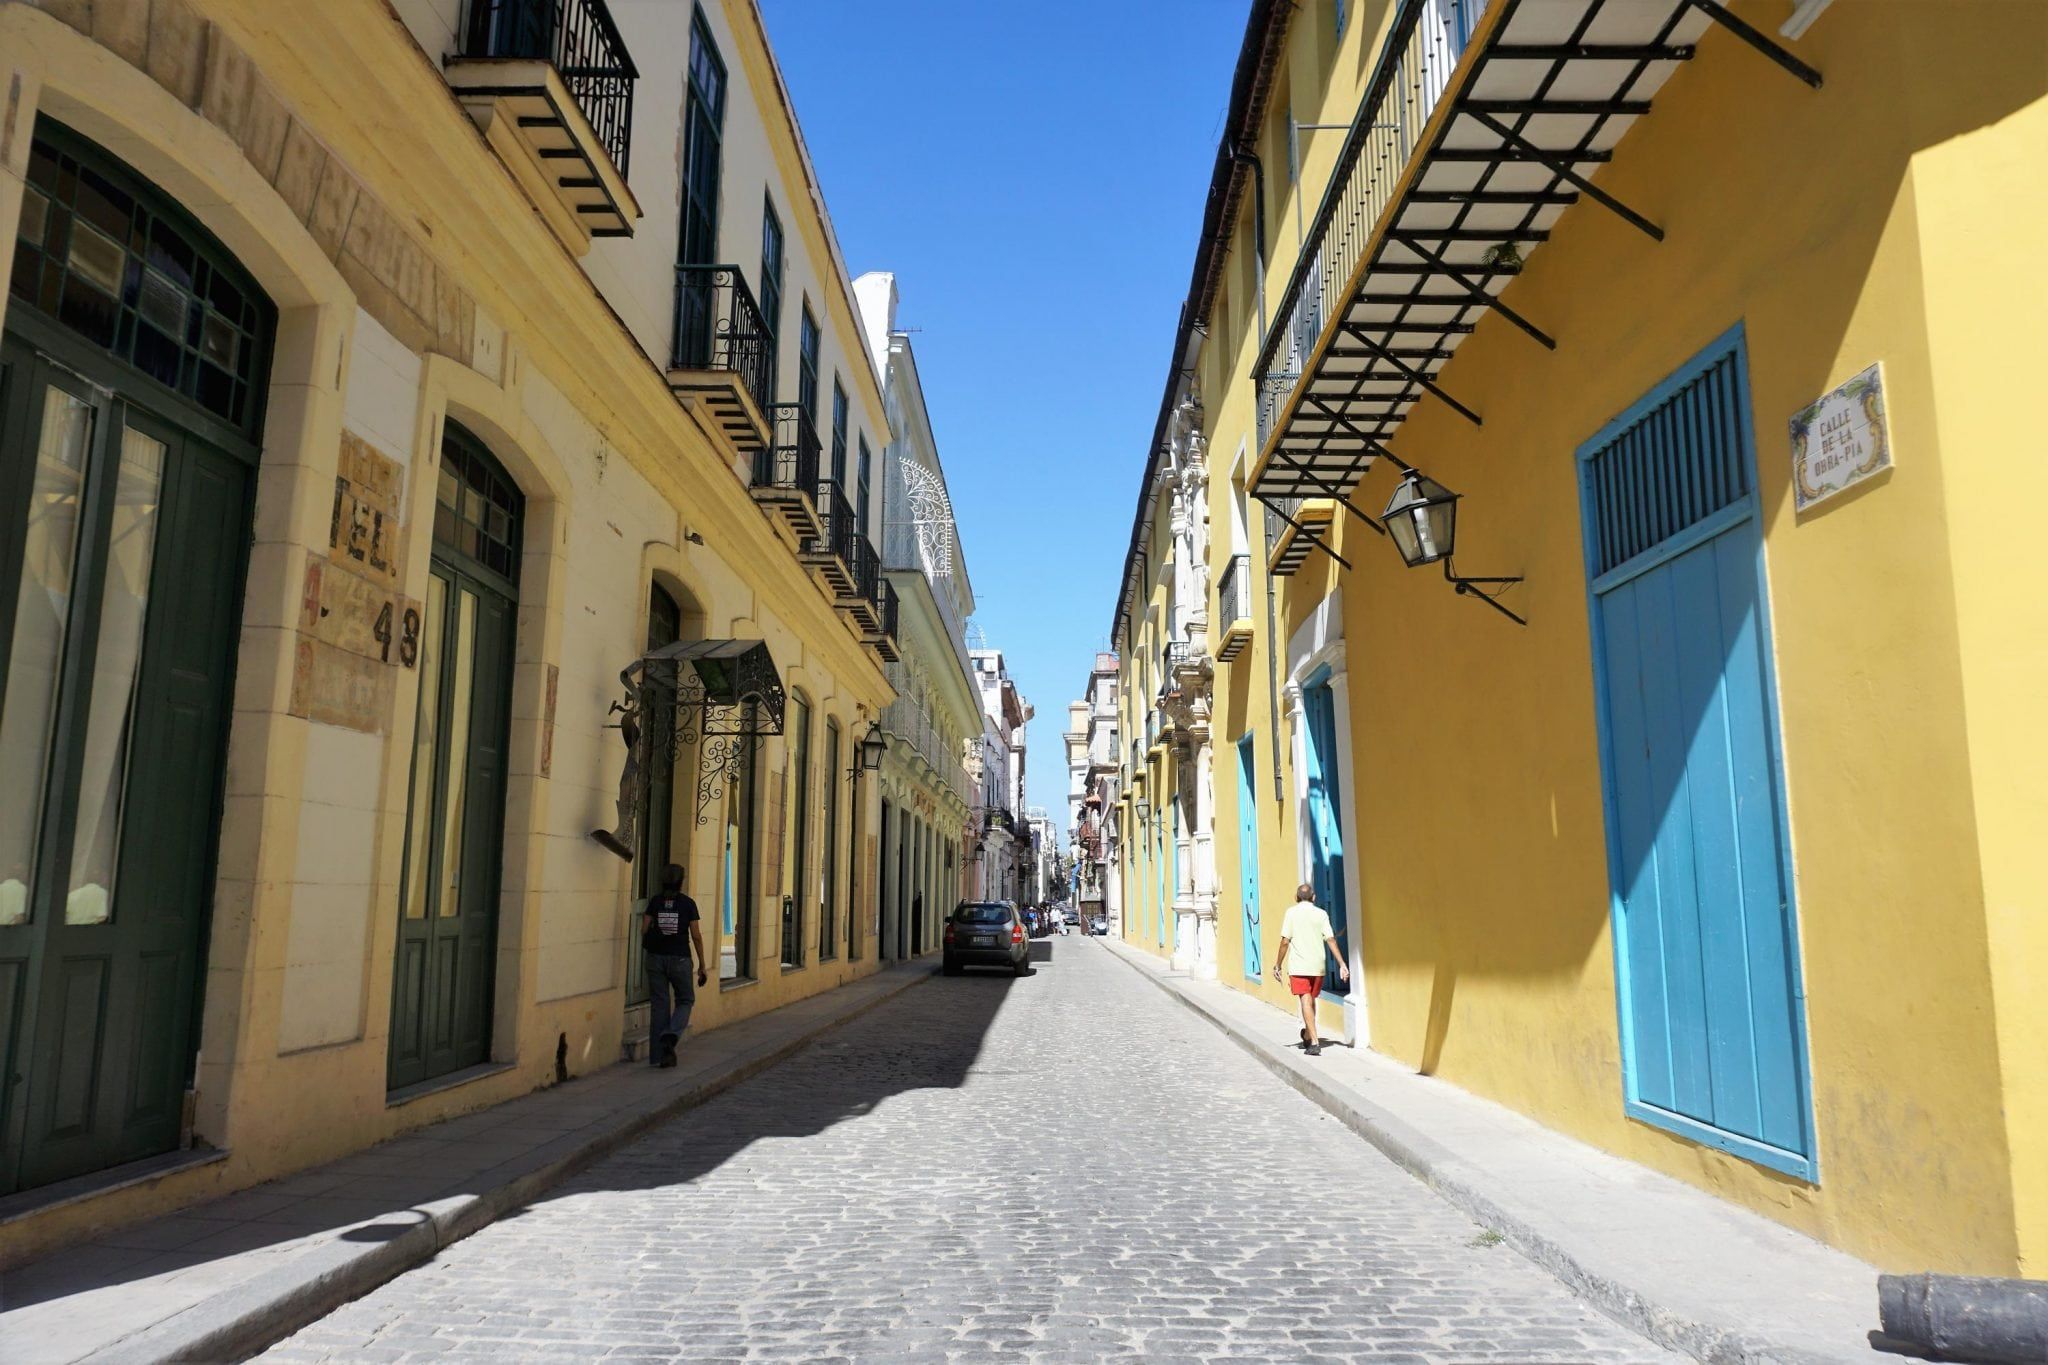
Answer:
[
  {"left": 387, "top": 421, "right": 521, "bottom": 1091},
  {"left": 0, "top": 121, "right": 273, "bottom": 1192}
]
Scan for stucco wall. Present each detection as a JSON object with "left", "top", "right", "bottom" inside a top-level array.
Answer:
[{"left": 1188, "top": 0, "right": 2046, "bottom": 1276}]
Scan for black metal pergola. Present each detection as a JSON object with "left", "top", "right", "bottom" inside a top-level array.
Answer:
[{"left": 1249, "top": 0, "right": 1821, "bottom": 571}]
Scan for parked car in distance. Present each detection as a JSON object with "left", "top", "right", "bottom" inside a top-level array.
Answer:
[
  {"left": 943, "top": 901, "right": 1029, "bottom": 976},
  {"left": 1090, "top": 916, "right": 1108, "bottom": 936},
  {"left": 1063, "top": 909, "right": 1080, "bottom": 925}
]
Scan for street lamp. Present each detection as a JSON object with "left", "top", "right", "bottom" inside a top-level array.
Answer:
[
  {"left": 1380, "top": 468, "right": 1526, "bottom": 625},
  {"left": 850, "top": 722, "right": 887, "bottom": 778}
]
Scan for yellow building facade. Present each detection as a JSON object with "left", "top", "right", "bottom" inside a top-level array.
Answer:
[
  {"left": 1115, "top": 0, "right": 2047, "bottom": 1277},
  {"left": 0, "top": 0, "right": 905, "bottom": 1262}
]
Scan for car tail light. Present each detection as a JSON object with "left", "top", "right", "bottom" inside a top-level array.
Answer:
[
  {"left": 944, "top": 921, "right": 956, "bottom": 944},
  {"left": 1011, "top": 921, "right": 1025, "bottom": 945}
]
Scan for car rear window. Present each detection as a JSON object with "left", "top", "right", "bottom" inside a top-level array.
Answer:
[{"left": 952, "top": 903, "right": 1010, "bottom": 925}]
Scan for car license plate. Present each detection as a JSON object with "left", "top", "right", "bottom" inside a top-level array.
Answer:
[{"left": 971, "top": 933, "right": 996, "bottom": 946}]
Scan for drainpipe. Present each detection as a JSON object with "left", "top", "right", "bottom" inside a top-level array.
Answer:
[{"left": 1231, "top": 142, "right": 1287, "bottom": 805}]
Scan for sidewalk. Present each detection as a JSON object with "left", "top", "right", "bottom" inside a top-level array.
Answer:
[
  {"left": 0, "top": 963, "right": 931, "bottom": 1365},
  {"left": 1097, "top": 937, "right": 1887, "bottom": 1365}
]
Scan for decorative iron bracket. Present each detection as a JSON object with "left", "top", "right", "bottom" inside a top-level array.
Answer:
[{"left": 589, "top": 640, "right": 786, "bottom": 861}]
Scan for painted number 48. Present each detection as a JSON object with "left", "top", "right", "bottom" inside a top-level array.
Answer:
[{"left": 373, "top": 601, "right": 421, "bottom": 668}]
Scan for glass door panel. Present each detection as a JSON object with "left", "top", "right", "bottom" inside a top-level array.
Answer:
[
  {"left": 64, "top": 426, "right": 166, "bottom": 926},
  {"left": 437, "top": 589, "right": 478, "bottom": 918},
  {"left": 401, "top": 574, "right": 447, "bottom": 919},
  {"left": 0, "top": 385, "right": 95, "bottom": 928}
]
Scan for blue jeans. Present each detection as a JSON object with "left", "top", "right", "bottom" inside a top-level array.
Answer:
[{"left": 646, "top": 952, "right": 696, "bottom": 1060}]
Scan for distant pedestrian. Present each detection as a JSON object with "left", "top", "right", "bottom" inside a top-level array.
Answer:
[
  {"left": 642, "top": 863, "right": 706, "bottom": 1069},
  {"left": 1276, "top": 883, "right": 1348, "bottom": 1056}
]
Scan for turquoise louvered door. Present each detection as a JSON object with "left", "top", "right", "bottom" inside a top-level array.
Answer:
[
  {"left": 1302, "top": 680, "right": 1348, "bottom": 997},
  {"left": 1236, "top": 736, "right": 1262, "bottom": 982},
  {"left": 1580, "top": 328, "right": 1814, "bottom": 1177}
]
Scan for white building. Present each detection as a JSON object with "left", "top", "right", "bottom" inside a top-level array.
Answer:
[
  {"left": 968, "top": 648, "right": 1031, "bottom": 902},
  {"left": 849, "top": 273, "right": 979, "bottom": 959},
  {"left": 1072, "top": 652, "right": 1122, "bottom": 932}
]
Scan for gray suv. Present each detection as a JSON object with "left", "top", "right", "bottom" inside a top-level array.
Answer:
[{"left": 942, "top": 901, "right": 1029, "bottom": 976}]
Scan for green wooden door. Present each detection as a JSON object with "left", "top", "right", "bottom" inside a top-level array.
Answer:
[
  {"left": 0, "top": 333, "right": 251, "bottom": 1193},
  {"left": 388, "top": 426, "right": 519, "bottom": 1092}
]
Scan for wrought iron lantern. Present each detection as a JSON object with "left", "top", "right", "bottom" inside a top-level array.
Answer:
[
  {"left": 1382, "top": 471, "right": 1458, "bottom": 568},
  {"left": 1380, "top": 469, "right": 1526, "bottom": 625},
  {"left": 1134, "top": 796, "right": 1151, "bottom": 826},
  {"left": 856, "top": 724, "right": 887, "bottom": 773},
  {"left": 590, "top": 638, "right": 787, "bottom": 862}
]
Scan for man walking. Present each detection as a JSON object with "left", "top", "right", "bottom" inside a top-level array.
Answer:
[
  {"left": 1276, "top": 883, "right": 1348, "bottom": 1056},
  {"left": 642, "top": 863, "right": 706, "bottom": 1069}
]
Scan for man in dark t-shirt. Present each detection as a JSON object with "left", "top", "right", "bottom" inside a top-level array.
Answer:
[{"left": 641, "top": 863, "right": 706, "bottom": 1068}]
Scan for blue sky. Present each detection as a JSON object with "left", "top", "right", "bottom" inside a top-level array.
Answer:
[{"left": 760, "top": 1, "right": 1248, "bottom": 833}]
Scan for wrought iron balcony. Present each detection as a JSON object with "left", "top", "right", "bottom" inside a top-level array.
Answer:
[
  {"left": 1215, "top": 553, "right": 1253, "bottom": 662},
  {"left": 446, "top": 0, "right": 640, "bottom": 246},
  {"left": 799, "top": 478, "right": 857, "bottom": 593},
  {"left": 863, "top": 577, "right": 900, "bottom": 661},
  {"left": 669, "top": 264, "right": 773, "bottom": 454},
  {"left": 1244, "top": 0, "right": 1793, "bottom": 577},
  {"left": 1253, "top": 0, "right": 1483, "bottom": 461},
  {"left": 840, "top": 534, "right": 882, "bottom": 631},
  {"left": 1263, "top": 494, "right": 1336, "bottom": 578},
  {"left": 753, "top": 404, "right": 822, "bottom": 541}
]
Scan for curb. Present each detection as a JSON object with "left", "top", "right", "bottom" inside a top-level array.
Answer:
[
  {"left": 81, "top": 967, "right": 934, "bottom": 1365},
  {"left": 1095, "top": 939, "right": 1859, "bottom": 1365}
]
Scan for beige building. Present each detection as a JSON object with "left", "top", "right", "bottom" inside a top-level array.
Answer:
[{"left": 0, "top": 0, "right": 912, "bottom": 1261}]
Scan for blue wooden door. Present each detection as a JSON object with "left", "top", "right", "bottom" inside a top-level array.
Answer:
[
  {"left": 1170, "top": 801, "right": 1182, "bottom": 951},
  {"left": 1301, "top": 679, "right": 1349, "bottom": 996},
  {"left": 1155, "top": 816, "right": 1167, "bottom": 947},
  {"left": 1581, "top": 327, "right": 1814, "bottom": 1178},
  {"left": 1237, "top": 736, "right": 1262, "bottom": 981}
]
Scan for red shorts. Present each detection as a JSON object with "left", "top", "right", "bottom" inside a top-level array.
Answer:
[{"left": 1289, "top": 974, "right": 1323, "bottom": 998}]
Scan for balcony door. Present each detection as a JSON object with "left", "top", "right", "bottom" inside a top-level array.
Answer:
[
  {"left": 674, "top": 12, "right": 726, "bottom": 366},
  {"left": 388, "top": 425, "right": 520, "bottom": 1092}
]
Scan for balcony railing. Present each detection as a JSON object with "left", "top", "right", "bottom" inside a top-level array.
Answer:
[
  {"left": 1255, "top": 0, "right": 1485, "bottom": 446},
  {"left": 752, "top": 403, "right": 822, "bottom": 539},
  {"left": 1218, "top": 553, "right": 1251, "bottom": 624},
  {"left": 462, "top": 0, "right": 637, "bottom": 177},
  {"left": 842, "top": 533, "right": 880, "bottom": 613},
  {"left": 866, "top": 576, "right": 900, "bottom": 659},
  {"left": 672, "top": 264, "right": 773, "bottom": 426},
  {"left": 800, "top": 479, "right": 857, "bottom": 592}
]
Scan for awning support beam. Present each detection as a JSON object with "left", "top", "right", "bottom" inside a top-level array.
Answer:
[
  {"left": 1685, "top": 0, "right": 1823, "bottom": 88},
  {"left": 1304, "top": 392, "right": 1406, "bottom": 449},
  {"left": 1462, "top": 110, "right": 1666, "bottom": 243},
  {"left": 1487, "top": 42, "right": 1695, "bottom": 62},
  {"left": 1462, "top": 98, "right": 1652, "bottom": 116},
  {"left": 1386, "top": 233, "right": 1558, "bottom": 351},
  {"left": 1270, "top": 449, "right": 1389, "bottom": 537},
  {"left": 1255, "top": 495, "right": 1353, "bottom": 571},
  {"left": 1341, "top": 324, "right": 1484, "bottom": 425},
  {"left": 1406, "top": 189, "right": 1579, "bottom": 206}
]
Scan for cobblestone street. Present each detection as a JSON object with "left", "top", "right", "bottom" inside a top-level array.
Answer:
[{"left": 259, "top": 941, "right": 1679, "bottom": 1363}]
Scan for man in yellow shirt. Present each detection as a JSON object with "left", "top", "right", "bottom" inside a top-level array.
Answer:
[{"left": 1276, "top": 883, "right": 1348, "bottom": 1056}]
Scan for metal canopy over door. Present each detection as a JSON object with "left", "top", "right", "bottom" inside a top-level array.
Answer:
[
  {"left": 1301, "top": 678, "right": 1350, "bottom": 998},
  {"left": 388, "top": 423, "right": 520, "bottom": 1092},
  {"left": 1579, "top": 326, "right": 1814, "bottom": 1179},
  {"left": 0, "top": 120, "right": 270, "bottom": 1194}
]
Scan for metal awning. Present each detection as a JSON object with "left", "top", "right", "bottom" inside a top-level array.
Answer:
[
  {"left": 1249, "top": 0, "right": 1820, "bottom": 543},
  {"left": 589, "top": 638, "right": 787, "bottom": 859}
]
